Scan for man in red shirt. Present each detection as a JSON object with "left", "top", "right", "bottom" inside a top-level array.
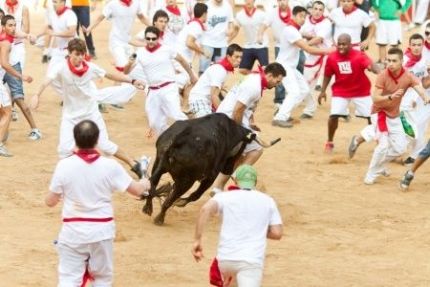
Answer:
[{"left": 318, "top": 33, "right": 379, "bottom": 153}]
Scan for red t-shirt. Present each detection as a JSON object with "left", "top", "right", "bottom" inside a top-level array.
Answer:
[{"left": 324, "top": 49, "right": 372, "bottom": 98}]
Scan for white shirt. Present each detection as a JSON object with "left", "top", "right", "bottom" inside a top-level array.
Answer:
[
  {"left": 401, "top": 55, "right": 428, "bottom": 110},
  {"left": 136, "top": 45, "right": 178, "bottom": 86},
  {"left": 162, "top": 6, "right": 188, "bottom": 48},
  {"left": 276, "top": 25, "right": 302, "bottom": 69},
  {"left": 264, "top": 6, "right": 289, "bottom": 47},
  {"left": 330, "top": 7, "right": 372, "bottom": 45},
  {"left": 235, "top": 8, "right": 268, "bottom": 48},
  {"left": 189, "top": 63, "right": 228, "bottom": 103},
  {"left": 48, "top": 60, "right": 106, "bottom": 119},
  {"left": 404, "top": 55, "right": 427, "bottom": 79},
  {"left": 47, "top": 8, "right": 77, "bottom": 50},
  {"left": 201, "top": 0, "right": 234, "bottom": 48},
  {"left": 103, "top": 0, "right": 144, "bottom": 45},
  {"left": 300, "top": 16, "right": 332, "bottom": 65},
  {"left": 0, "top": 0, "right": 25, "bottom": 36},
  {"left": 212, "top": 189, "right": 282, "bottom": 267},
  {"left": 50, "top": 155, "right": 132, "bottom": 244},
  {"left": 217, "top": 73, "right": 262, "bottom": 128},
  {"left": 177, "top": 20, "right": 205, "bottom": 63},
  {"left": 423, "top": 45, "right": 430, "bottom": 62}
]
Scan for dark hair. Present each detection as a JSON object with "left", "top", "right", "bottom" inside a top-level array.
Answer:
[
  {"left": 265, "top": 62, "right": 286, "bottom": 77},
  {"left": 226, "top": 43, "right": 243, "bottom": 56},
  {"left": 409, "top": 33, "right": 424, "bottom": 43},
  {"left": 194, "top": 3, "right": 208, "bottom": 18},
  {"left": 67, "top": 38, "right": 87, "bottom": 54},
  {"left": 387, "top": 47, "right": 404, "bottom": 59},
  {"left": 0, "top": 8, "right": 5, "bottom": 18},
  {"left": 1, "top": 14, "right": 14, "bottom": 26},
  {"left": 145, "top": 26, "right": 160, "bottom": 38},
  {"left": 153, "top": 9, "right": 169, "bottom": 25},
  {"left": 313, "top": 0, "right": 325, "bottom": 8},
  {"left": 292, "top": 6, "right": 308, "bottom": 16},
  {"left": 74, "top": 120, "right": 99, "bottom": 149}
]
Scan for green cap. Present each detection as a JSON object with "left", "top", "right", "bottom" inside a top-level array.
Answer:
[{"left": 235, "top": 165, "right": 257, "bottom": 189}]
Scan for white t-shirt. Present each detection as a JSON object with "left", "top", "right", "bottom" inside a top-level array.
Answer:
[
  {"left": 300, "top": 16, "right": 332, "bottom": 65},
  {"left": 177, "top": 20, "right": 205, "bottom": 63},
  {"left": 0, "top": 0, "right": 25, "bottom": 36},
  {"left": 189, "top": 63, "right": 228, "bottom": 103},
  {"left": 47, "top": 8, "right": 77, "bottom": 50},
  {"left": 162, "top": 6, "right": 188, "bottom": 47},
  {"left": 136, "top": 45, "right": 178, "bottom": 86},
  {"left": 50, "top": 155, "right": 132, "bottom": 244},
  {"left": 48, "top": 60, "right": 106, "bottom": 119},
  {"left": 212, "top": 189, "right": 282, "bottom": 267},
  {"left": 401, "top": 55, "right": 428, "bottom": 110},
  {"left": 404, "top": 55, "right": 427, "bottom": 79},
  {"left": 235, "top": 8, "right": 268, "bottom": 48},
  {"left": 423, "top": 45, "right": 430, "bottom": 62},
  {"left": 103, "top": 0, "right": 144, "bottom": 45},
  {"left": 264, "top": 7, "right": 289, "bottom": 47},
  {"left": 276, "top": 25, "right": 302, "bottom": 69},
  {"left": 217, "top": 73, "right": 262, "bottom": 128},
  {"left": 330, "top": 7, "right": 372, "bottom": 45},
  {"left": 201, "top": 0, "right": 234, "bottom": 48}
]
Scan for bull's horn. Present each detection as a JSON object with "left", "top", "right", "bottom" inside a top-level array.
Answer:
[{"left": 254, "top": 136, "right": 281, "bottom": 148}]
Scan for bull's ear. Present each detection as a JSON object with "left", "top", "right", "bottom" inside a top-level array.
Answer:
[{"left": 246, "top": 132, "right": 256, "bottom": 142}]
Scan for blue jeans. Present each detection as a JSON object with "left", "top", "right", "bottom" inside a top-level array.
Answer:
[
  {"left": 199, "top": 46, "right": 227, "bottom": 74},
  {"left": 3, "top": 62, "right": 24, "bottom": 100},
  {"left": 72, "top": 6, "right": 95, "bottom": 52}
]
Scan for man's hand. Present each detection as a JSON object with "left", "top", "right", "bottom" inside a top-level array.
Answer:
[
  {"left": 318, "top": 92, "right": 327, "bottom": 105},
  {"left": 360, "top": 39, "right": 370, "bottom": 51},
  {"left": 191, "top": 240, "right": 204, "bottom": 262},
  {"left": 190, "top": 73, "right": 198, "bottom": 85},
  {"left": 391, "top": 89, "right": 404, "bottom": 100},
  {"left": 132, "top": 80, "right": 145, "bottom": 90},
  {"left": 22, "top": 75, "right": 33, "bottom": 83}
]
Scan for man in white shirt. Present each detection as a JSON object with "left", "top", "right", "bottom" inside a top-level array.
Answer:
[
  {"left": 199, "top": 0, "right": 234, "bottom": 75},
  {"left": 192, "top": 164, "right": 283, "bottom": 287},
  {"left": 46, "top": 119, "right": 151, "bottom": 286},
  {"left": 31, "top": 38, "right": 147, "bottom": 178},
  {"left": 189, "top": 43, "right": 243, "bottom": 117}
]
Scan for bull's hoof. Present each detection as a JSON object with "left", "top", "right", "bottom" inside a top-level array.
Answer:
[
  {"left": 174, "top": 198, "right": 188, "bottom": 207},
  {"left": 153, "top": 214, "right": 165, "bottom": 226},
  {"left": 142, "top": 203, "right": 153, "bottom": 216}
]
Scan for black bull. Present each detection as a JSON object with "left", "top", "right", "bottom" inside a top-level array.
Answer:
[{"left": 142, "top": 113, "right": 262, "bottom": 225}]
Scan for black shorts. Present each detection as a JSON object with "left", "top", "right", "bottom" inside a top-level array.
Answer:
[{"left": 239, "top": 48, "right": 269, "bottom": 70}]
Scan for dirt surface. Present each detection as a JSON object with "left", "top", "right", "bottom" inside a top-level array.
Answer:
[{"left": 2, "top": 8, "right": 430, "bottom": 287}]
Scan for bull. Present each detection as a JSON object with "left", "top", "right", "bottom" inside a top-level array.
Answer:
[{"left": 142, "top": 113, "right": 279, "bottom": 225}]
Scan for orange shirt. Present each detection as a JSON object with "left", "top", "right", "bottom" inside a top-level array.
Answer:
[
  {"left": 371, "top": 69, "right": 420, "bottom": 118},
  {"left": 71, "top": 0, "right": 89, "bottom": 7}
]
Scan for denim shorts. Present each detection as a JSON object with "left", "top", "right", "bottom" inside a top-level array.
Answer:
[
  {"left": 3, "top": 62, "right": 24, "bottom": 100},
  {"left": 418, "top": 139, "right": 430, "bottom": 159},
  {"left": 239, "top": 48, "right": 269, "bottom": 70}
]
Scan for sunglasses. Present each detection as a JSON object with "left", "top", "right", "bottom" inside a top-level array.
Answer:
[
  {"left": 146, "top": 37, "right": 158, "bottom": 41},
  {"left": 425, "top": 31, "right": 430, "bottom": 36}
]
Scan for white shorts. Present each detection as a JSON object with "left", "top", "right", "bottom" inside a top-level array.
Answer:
[
  {"left": 58, "top": 112, "right": 118, "bottom": 158},
  {"left": 330, "top": 96, "right": 372, "bottom": 117},
  {"left": 109, "top": 42, "right": 134, "bottom": 70},
  {"left": 218, "top": 260, "right": 263, "bottom": 287},
  {"left": 0, "top": 84, "right": 11, "bottom": 107},
  {"left": 189, "top": 99, "right": 212, "bottom": 118},
  {"left": 376, "top": 19, "right": 402, "bottom": 46},
  {"left": 56, "top": 239, "right": 113, "bottom": 287},
  {"left": 243, "top": 139, "right": 263, "bottom": 154}
]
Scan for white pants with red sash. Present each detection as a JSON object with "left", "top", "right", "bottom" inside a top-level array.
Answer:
[{"left": 303, "top": 56, "right": 325, "bottom": 116}]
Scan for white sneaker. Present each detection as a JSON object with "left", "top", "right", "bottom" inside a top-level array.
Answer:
[
  {"left": 364, "top": 175, "right": 375, "bottom": 185},
  {"left": 0, "top": 144, "right": 13, "bottom": 157},
  {"left": 28, "top": 129, "right": 42, "bottom": 141},
  {"left": 139, "top": 155, "right": 151, "bottom": 178},
  {"left": 11, "top": 108, "right": 18, "bottom": 121}
]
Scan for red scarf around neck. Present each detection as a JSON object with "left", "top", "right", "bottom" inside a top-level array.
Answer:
[
  {"left": 5, "top": 0, "right": 18, "bottom": 14},
  {"left": 244, "top": 6, "right": 256, "bottom": 17},
  {"left": 387, "top": 67, "right": 405, "bottom": 84},
  {"left": 188, "top": 18, "right": 206, "bottom": 31},
  {"left": 145, "top": 43, "right": 161, "bottom": 53},
  {"left": 67, "top": 58, "right": 89, "bottom": 77},
  {"left": 278, "top": 7, "right": 291, "bottom": 24},
  {"left": 166, "top": 4, "right": 181, "bottom": 16},
  {"left": 424, "top": 41, "right": 430, "bottom": 50},
  {"left": 217, "top": 57, "right": 234, "bottom": 72},
  {"left": 74, "top": 149, "right": 100, "bottom": 163},
  {"left": 310, "top": 15, "right": 326, "bottom": 24},
  {"left": 0, "top": 32, "right": 14, "bottom": 43},
  {"left": 159, "top": 31, "right": 164, "bottom": 39},
  {"left": 254, "top": 66, "right": 268, "bottom": 96},
  {"left": 288, "top": 19, "right": 301, "bottom": 30},
  {"left": 56, "top": 6, "right": 69, "bottom": 16},
  {"left": 342, "top": 5, "right": 357, "bottom": 15},
  {"left": 404, "top": 48, "right": 422, "bottom": 68},
  {"left": 119, "top": 0, "right": 132, "bottom": 7}
]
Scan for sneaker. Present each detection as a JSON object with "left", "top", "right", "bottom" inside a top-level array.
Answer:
[
  {"left": 111, "top": 104, "right": 124, "bottom": 110},
  {"left": 324, "top": 141, "right": 334, "bottom": 153},
  {"left": 28, "top": 129, "right": 42, "bottom": 141},
  {"left": 400, "top": 170, "right": 414, "bottom": 191},
  {"left": 299, "top": 113, "right": 313, "bottom": 120},
  {"left": 315, "top": 85, "right": 322, "bottom": 92},
  {"left": 272, "top": 119, "right": 293, "bottom": 128},
  {"left": 364, "top": 176, "right": 375, "bottom": 185},
  {"left": 403, "top": 157, "right": 415, "bottom": 165},
  {"left": 139, "top": 155, "right": 151, "bottom": 178},
  {"left": 348, "top": 136, "right": 359, "bottom": 159},
  {"left": 11, "top": 107, "right": 18, "bottom": 121},
  {"left": 0, "top": 144, "right": 13, "bottom": 157},
  {"left": 42, "top": 55, "right": 49, "bottom": 63},
  {"left": 98, "top": 103, "right": 108, "bottom": 113},
  {"left": 131, "top": 160, "right": 143, "bottom": 179}
]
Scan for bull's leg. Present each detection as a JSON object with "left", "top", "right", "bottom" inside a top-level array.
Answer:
[
  {"left": 174, "top": 176, "right": 217, "bottom": 207},
  {"left": 154, "top": 178, "right": 194, "bottom": 226},
  {"left": 142, "top": 157, "right": 164, "bottom": 216}
]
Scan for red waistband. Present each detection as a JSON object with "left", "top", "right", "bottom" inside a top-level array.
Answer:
[
  {"left": 63, "top": 217, "right": 114, "bottom": 223},
  {"left": 149, "top": 81, "right": 174, "bottom": 90}
]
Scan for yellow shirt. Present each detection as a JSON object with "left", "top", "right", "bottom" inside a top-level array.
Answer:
[{"left": 71, "top": 0, "right": 89, "bottom": 7}]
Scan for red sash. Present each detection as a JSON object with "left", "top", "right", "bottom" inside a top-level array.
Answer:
[
  {"left": 63, "top": 217, "right": 113, "bottom": 222},
  {"left": 377, "top": 111, "right": 388, "bottom": 132}
]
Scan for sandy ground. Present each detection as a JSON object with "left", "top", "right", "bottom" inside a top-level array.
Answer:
[{"left": 2, "top": 7, "right": 430, "bottom": 287}]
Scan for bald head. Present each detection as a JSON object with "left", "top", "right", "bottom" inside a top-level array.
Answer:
[
  {"left": 337, "top": 34, "right": 351, "bottom": 44},
  {"left": 74, "top": 120, "right": 99, "bottom": 149}
]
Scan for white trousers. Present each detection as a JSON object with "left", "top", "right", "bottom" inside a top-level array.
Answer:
[
  {"left": 414, "top": 0, "right": 430, "bottom": 23},
  {"left": 218, "top": 260, "right": 263, "bottom": 287},
  {"left": 145, "top": 83, "right": 188, "bottom": 136},
  {"left": 274, "top": 66, "right": 311, "bottom": 121},
  {"left": 57, "top": 239, "right": 113, "bottom": 287},
  {"left": 408, "top": 103, "right": 430, "bottom": 158}
]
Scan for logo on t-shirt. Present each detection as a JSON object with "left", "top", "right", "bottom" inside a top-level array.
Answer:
[{"left": 337, "top": 61, "right": 352, "bottom": 74}]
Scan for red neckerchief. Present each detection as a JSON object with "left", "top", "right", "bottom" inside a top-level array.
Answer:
[
  {"left": 387, "top": 68, "right": 405, "bottom": 84},
  {"left": 73, "top": 149, "right": 100, "bottom": 163},
  {"left": 217, "top": 57, "right": 234, "bottom": 72},
  {"left": 56, "top": 6, "right": 69, "bottom": 16},
  {"left": 424, "top": 41, "right": 430, "bottom": 50},
  {"left": 5, "top": 0, "right": 18, "bottom": 14},
  {"left": 342, "top": 5, "right": 357, "bottom": 15},
  {"left": 67, "top": 58, "right": 89, "bottom": 77},
  {"left": 377, "top": 111, "right": 388, "bottom": 132},
  {"left": 257, "top": 66, "right": 268, "bottom": 96},
  {"left": 159, "top": 31, "right": 164, "bottom": 39},
  {"left": 278, "top": 7, "right": 291, "bottom": 24},
  {"left": 146, "top": 43, "right": 161, "bottom": 53},
  {"left": 244, "top": 6, "right": 256, "bottom": 17},
  {"left": 166, "top": 4, "right": 181, "bottom": 16},
  {"left": 310, "top": 15, "right": 326, "bottom": 24},
  {"left": 188, "top": 18, "right": 206, "bottom": 31},
  {"left": 404, "top": 48, "right": 422, "bottom": 68},
  {"left": 119, "top": 0, "right": 132, "bottom": 7},
  {"left": 288, "top": 19, "right": 301, "bottom": 30},
  {"left": 0, "top": 32, "right": 14, "bottom": 43}
]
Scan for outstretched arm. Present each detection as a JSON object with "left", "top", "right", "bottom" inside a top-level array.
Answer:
[
  {"left": 192, "top": 199, "right": 218, "bottom": 262},
  {"left": 31, "top": 77, "right": 54, "bottom": 110},
  {"left": 175, "top": 53, "right": 198, "bottom": 84}
]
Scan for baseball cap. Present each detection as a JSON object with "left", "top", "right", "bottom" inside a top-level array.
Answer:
[{"left": 235, "top": 165, "right": 257, "bottom": 189}]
